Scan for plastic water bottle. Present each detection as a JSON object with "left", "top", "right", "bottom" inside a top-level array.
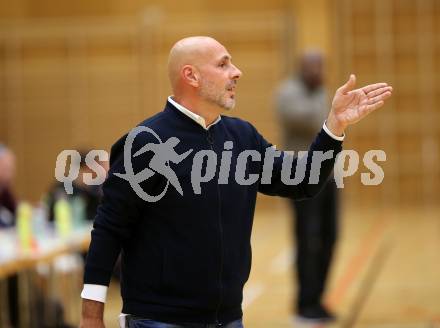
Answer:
[
  {"left": 32, "top": 204, "right": 49, "bottom": 240},
  {"left": 71, "top": 196, "right": 86, "bottom": 229},
  {"left": 54, "top": 198, "right": 72, "bottom": 238},
  {"left": 16, "top": 202, "right": 33, "bottom": 252}
]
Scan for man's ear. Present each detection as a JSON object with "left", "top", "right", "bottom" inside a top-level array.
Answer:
[{"left": 182, "top": 65, "right": 199, "bottom": 87}]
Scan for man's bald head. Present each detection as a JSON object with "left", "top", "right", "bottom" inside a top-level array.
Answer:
[
  {"left": 167, "top": 36, "right": 242, "bottom": 113},
  {"left": 167, "top": 36, "right": 225, "bottom": 92},
  {"left": 0, "top": 145, "right": 15, "bottom": 188}
]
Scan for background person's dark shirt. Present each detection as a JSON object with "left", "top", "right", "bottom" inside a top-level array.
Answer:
[{"left": 0, "top": 187, "right": 16, "bottom": 228}]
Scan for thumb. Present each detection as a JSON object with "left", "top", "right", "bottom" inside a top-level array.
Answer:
[{"left": 339, "top": 74, "right": 356, "bottom": 94}]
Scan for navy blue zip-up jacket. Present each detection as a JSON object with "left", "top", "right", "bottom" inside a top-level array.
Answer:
[{"left": 84, "top": 101, "right": 343, "bottom": 324}]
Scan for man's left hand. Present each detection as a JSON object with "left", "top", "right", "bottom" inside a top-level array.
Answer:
[{"left": 326, "top": 74, "right": 393, "bottom": 136}]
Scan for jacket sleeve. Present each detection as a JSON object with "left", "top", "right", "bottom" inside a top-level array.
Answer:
[
  {"left": 257, "top": 126, "right": 342, "bottom": 200},
  {"left": 83, "top": 133, "right": 158, "bottom": 286}
]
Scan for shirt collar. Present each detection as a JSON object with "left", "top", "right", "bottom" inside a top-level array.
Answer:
[{"left": 168, "top": 96, "right": 221, "bottom": 130}]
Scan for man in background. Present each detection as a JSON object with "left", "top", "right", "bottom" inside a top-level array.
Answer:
[
  {"left": 1, "top": 144, "right": 74, "bottom": 327},
  {"left": 275, "top": 51, "right": 338, "bottom": 322},
  {"left": 0, "top": 144, "right": 17, "bottom": 228},
  {"left": 0, "top": 144, "right": 19, "bottom": 327},
  {"left": 46, "top": 150, "right": 105, "bottom": 223}
]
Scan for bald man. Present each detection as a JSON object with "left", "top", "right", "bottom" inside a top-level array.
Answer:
[
  {"left": 80, "top": 37, "right": 392, "bottom": 328},
  {"left": 276, "top": 51, "right": 338, "bottom": 321}
]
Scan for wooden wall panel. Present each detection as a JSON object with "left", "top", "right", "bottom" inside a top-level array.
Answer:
[
  {"left": 1, "top": 0, "right": 436, "bottom": 208},
  {"left": 0, "top": 18, "right": 146, "bottom": 200},
  {"left": 0, "top": 0, "right": 287, "bottom": 18},
  {"left": 0, "top": 11, "right": 291, "bottom": 202},
  {"left": 334, "top": 0, "right": 439, "bottom": 207},
  {"left": 0, "top": 43, "right": 5, "bottom": 142}
]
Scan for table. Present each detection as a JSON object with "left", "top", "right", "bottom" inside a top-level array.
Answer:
[{"left": 0, "top": 224, "right": 92, "bottom": 327}]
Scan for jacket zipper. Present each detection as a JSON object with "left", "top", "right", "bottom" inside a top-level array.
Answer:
[{"left": 207, "top": 129, "right": 224, "bottom": 325}]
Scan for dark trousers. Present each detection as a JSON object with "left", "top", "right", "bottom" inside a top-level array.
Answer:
[
  {"left": 127, "top": 317, "right": 243, "bottom": 328},
  {"left": 7, "top": 274, "right": 19, "bottom": 327},
  {"left": 291, "top": 180, "right": 338, "bottom": 311}
]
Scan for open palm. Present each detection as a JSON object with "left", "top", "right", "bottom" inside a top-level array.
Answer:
[{"left": 331, "top": 74, "right": 392, "bottom": 127}]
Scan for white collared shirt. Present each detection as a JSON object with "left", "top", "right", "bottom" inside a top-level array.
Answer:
[{"left": 167, "top": 96, "right": 221, "bottom": 130}]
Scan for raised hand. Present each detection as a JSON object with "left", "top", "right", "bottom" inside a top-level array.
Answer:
[{"left": 326, "top": 74, "right": 393, "bottom": 136}]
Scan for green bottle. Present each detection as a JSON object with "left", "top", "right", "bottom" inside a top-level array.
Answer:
[
  {"left": 16, "top": 202, "right": 33, "bottom": 252},
  {"left": 54, "top": 198, "right": 72, "bottom": 238}
]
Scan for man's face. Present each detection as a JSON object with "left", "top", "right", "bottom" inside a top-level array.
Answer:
[
  {"left": 300, "top": 56, "right": 323, "bottom": 90},
  {"left": 0, "top": 152, "right": 15, "bottom": 189},
  {"left": 197, "top": 43, "right": 242, "bottom": 110}
]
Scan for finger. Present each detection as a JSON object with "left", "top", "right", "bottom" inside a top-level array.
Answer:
[
  {"left": 338, "top": 74, "right": 356, "bottom": 94},
  {"left": 366, "top": 86, "right": 393, "bottom": 97},
  {"left": 362, "top": 82, "right": 389, "bottom": 94},
  {"left": 367, "top": 91, "right": 392, "bottom": 104},
  {"left": 362, "top": 100, "right": 385, "bottom": 115}
]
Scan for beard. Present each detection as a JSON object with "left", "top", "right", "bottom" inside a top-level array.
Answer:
[{"left": 199, "top": 78, "right": 236, "bottom": 110}]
